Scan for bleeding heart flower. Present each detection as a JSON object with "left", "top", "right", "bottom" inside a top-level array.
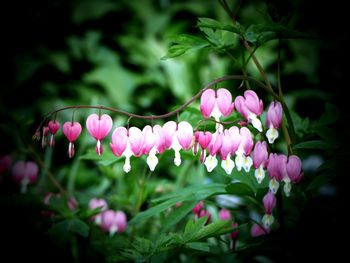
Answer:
[
  {"left": 142, "top": 125, "right": 165, "bottom": 171},
  {"left": 48, "top": 120, "right": 60, "bottom": 147},
  {"left": 253, "top": 141, "right": 268, "bottom": 184},
  {"left": 89, "top": 198, "right": 108, "bottom": 225},
  {"left": 63, "top": 121, "right": 82, "bottom": 158},
  {"left": 218, "top": 208, "right": 231, "bottom": 220},
  {"left": 110, "top": 127, "right": 143, "bottom": 173},
  {"left": 86, "top": 114, "right": 113, "bottom": 156},
  {"left": 235, "top": 90, "right": 263, "bottom": 132},
  {"left": 200, "top": 88, "right": 234, "bottom": 119},
  {"left": 41, "top": 126, "right": 50, "bottom": 148},
  {"left": 251, "top": 224, "right": 269, "bottom": 237},
  {"left": 266, "top": 102, "right": 283, "bottom": 144},
  {"left": 101, "top": 210, "right": 127, "bottom": 236},
  {"left": 12, "top": 161, "right": 38, "bottom": 193}
]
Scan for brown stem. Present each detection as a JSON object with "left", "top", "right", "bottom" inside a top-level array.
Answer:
[{"left": 34, "top": 75, "right": 271, "bottom": 136}]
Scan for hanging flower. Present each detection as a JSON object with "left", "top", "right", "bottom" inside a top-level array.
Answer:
[
  {"left": 48, "top": 120, "right": 60, "bottom": 147},
  {"left": 101, "top": 210, "right": 127, "bottom": 236},
  {"left": 86, "top": 113, "right": 113, "bottom": 156},
  {"left": 11, "top": 161, "right": 38, "bottom": 193},
  {"left": 63, "top": 121, "right": 82, "bottom": 158},
  {"left": 266, "top": 102, "right": 283, "bottom": 144},
  {"left": 252, "top": 141, "right": 268, "bottom": 184}
]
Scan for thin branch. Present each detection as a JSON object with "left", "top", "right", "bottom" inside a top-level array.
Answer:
[{"left": 34, "top": 75, "right": 273, "bottom": 137}]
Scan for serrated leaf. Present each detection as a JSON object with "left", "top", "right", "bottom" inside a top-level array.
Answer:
[
  {"left": 161, "top": 200, "right": 198, "bottom": 233},
  {"left": 197, "top": 17, "right": 241, "bottom": 34},
  {"left": 185, "top": 242, "right": 210, "bottom": 252},
  {"left": 225, "top": 182, "right": 255, "bottom": 196},
  {"left": 192, "top": 220, "right": 232, "bottom": 241},
  {"left": 130, "top": 184, "right": 225, "bottom": 226},
  {"left": 162, "top": 34, "right": 210, "bottom": 59}
]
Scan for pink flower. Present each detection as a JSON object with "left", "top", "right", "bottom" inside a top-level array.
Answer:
[
  {"left": 41, "top": 126, "right": 50, "bottom": 148},
  {"left": 0, "top": 155, "right": 12, "bottom": 174},
  {"left": 48, "top": 120, "right": 60, "bottom": 147},
  {"left": 67, "top": 197, "right": 78, "bottom": 211},
  {"left": 63, "top": 121, "right": 82, "bottom": 158},
  {"left": 234, "top": 90, "right": 263, "bottom": 131},
  {"left": 199, "top": 209, "right": 211, "bottom": 225},
  {"left": 253, "top": 141, "right": 268, "bottom": 184},
  {"left": 162, "top": 121, "right": 193, "bottom": 166},
  {"left": 110, "top": 127, "right": 143, "bottom": 173},
  {"left": 204, "top": 132, "right": 222, "bottom": 172},
  {"left": 251, "top": 224, "right": 269, "bottom": 237},
  {"left": 196, "top": 131, "right": 212, "bottom": 163},
  {"left": 219, "top": 208, "right": 231, "bottom": 220},
  {"left": 253, "top": 141, "right": 268, "bottom": 169},
  {"left": 234, "top": 127, "right": 254, "bottom": 172},
  {"left": 266, "top": 102, "right": 283, "bottom": 144},
  {"left": 231, "top": 222, "right": 239, "bottom": 240},
  {"left": 286, "top": 155, "right": 303, "bottom": 183},
  {"left": 12, "top": 161, "right": 38, "bottom": 193},
  {"left": 86, "top": 114, "right": 113, "bottom": 156},
  {"left": 200, "top": 88, "right": 234, "bottom": 120},
  {"left": 263, "top": 191, "right": 276, "bottom": 214},
  {"left": 142, "top": 125, "right": 165, "bottom": 171},
  {"left": 220, "top": 130, "right": 235, "bottom": 174},
  {"left": 267, "top": 153, "right": 283, "bottom": 193},
  {"left": 101, "top": 210, "right": 127, "bottom": 236},
  {"left": 89, "top": 198, "right": 108, "bottom": 225},
  {"left": 192, "top": 201, "right": 204, "bottom": 216}
]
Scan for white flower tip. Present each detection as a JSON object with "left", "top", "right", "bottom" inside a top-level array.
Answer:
[
  {"left": 254, "top": 167, "right": 265, "bottom": 184},
  {"left": 221, "top": 158, "right": 235, "bottom": 175},
  {"left": 262, "top": 214, "right": 274, "bottom": 228},
  {"left": 283, "top": 182, "right": 292, "bottom": 197},
  {"left": 266, "top": 128, "right": 279, "bottom": 144},
  {"left": 147, "top": 154, "right": 158, "bottom": 171},
  {"left": 235, "top": 155, "right": 243, "bottom": 171},
  {"left": 252, "top": 117, "right": 262, "bottom": 132},
  {"left": 243, "top": 156, "right": 253, "bottom": 172},
  {"left": 204, "top": 155, "right": 217, "bottom": 172},
  {"left": 269, "top": 179, "right": 280, "bottom": 194}
]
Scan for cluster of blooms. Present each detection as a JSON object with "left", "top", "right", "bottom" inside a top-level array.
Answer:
[
  {"left": 38, "top": 88, "right": 304, "bottom": 230},
  {"left": 0, "top": 155, "right": 39, "bottom": 193},
  {"left": 89, "top": 198, "right": 127, "bottom": 236}
]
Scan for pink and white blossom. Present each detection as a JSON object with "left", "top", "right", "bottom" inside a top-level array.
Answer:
[
  {"left": 48, "top": 120, "right": 60, "bottom": 147},
  {"left": 235, "top": 90, "right": 263, "bottom": 132},
  {"left": 12, "top": 161, "right": 38, "bottom": 193},
  {"left": 253, "top": 141, "right": 268, "bottom": 184},
  {"left": 200, "top": 88, "right": 234, "bottom": 121},
  {"left": 89, "top": 198, "right": 108, "bottom": 225},
  {"left": 63, "top": 121, "right": 82, "bottom": 158},
  {"left": 86, "top": 114, "right": 113, "bottom": 156},
  {"left": 101, "top": 210, "right": 127, "bottom": 236},
  {"left": 266, "top": 102, "right": 283, "bottom": 144}
]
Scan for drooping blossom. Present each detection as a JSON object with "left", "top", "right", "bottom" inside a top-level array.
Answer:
[
  {"left": 234, "top": 127, "right": 254, "bottom": 172},
  {"left": 67, "top": 197, "right": 78, "bottom": 211},
  {"left": 267, "top": 153, "right": 284, "bottom": 194},
  {"left": 282, "top": 155, "right": 303, "bottom": 196},
  {"left": 251, "top": 223, "right": 269, "bottom": 237},
  {"left": 253, "top": 141, "right": 268, "bottom": 184},
  {"left": 230, "top": 222, "right": 239, "bottom": 250},
  {"left": 162, "top": 121, "right": 193, "bottom": 166},
  {"left": 196, "top": 131, "right": 212, "bottom": 163},
  {"left": 200, "top": 88, "right": 234, "bottom": 122},
  {"left": 142, "top": 125, "right": 165, "bottom": 171},
  {"left": 235, "top": 90, "right": 264, "bottom": 132},
  {"left": 11, "top": 161, "right": 38, "bottom": 193},
  {"left": 262, "top": 191, "right": 276, "bottom": 230},
  {"left": 86, "top": 114, "right": 113, "bottom": 156},
  {"left": 110, "top": 127, "right": 143, "bottom": 173},
  {"left": 192, "top": 201, "right": 204, "bottom": 217},
  {"left": 89, "top": 198, "right": 108, "bottom": 225},
  {"left": 219, "top": 130, "right": 235, "bottom": 175},
  {"left": 63, "top": 121, "right": 82, "bottom": 158},
  {"left": 266, "top": 102, "right": 283, "bottom": 144},
  {"left": 48, "top": 120, "right": 60, "bottom": 147},
  {"left": 218, "top": 208, "right": 231, "bottom": 220},
  {"left": 101, "top": 210, "right": 127, "bottom": 236},
  {"left": 204, "top": 131, "right": 222, "bottom": 172},
  {"left": 41, "top": 126, "right": 50, "bottom": 148}
]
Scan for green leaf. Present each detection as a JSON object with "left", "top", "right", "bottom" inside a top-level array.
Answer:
[
  {"left": 185, "top": 242, "right": 210, "bottom": 252},
  {"left": 161, "top": 200, "right": 198, "bottom": 233},
  {"left": 183, "top": 216, "right": 207, "bottom": 242},
  {"left": 245, "top": 23, "right": 311, "bottom": 45},
  {"left": 68, "top": 218, "right": 90, "bottom": 238},
  {"left": 130, "top": 184, "right": 225, "bottom": 226},
  {"left": 79, "top": 149, "right": 120, "bottom": 166},
  {"left": 193, "top": 220, "right": 232, "bottom": 240},
  {"left": 293, "top": 140, "right": 335, "bottom": 150},
  {"left": 197, "top": 17, "right": 241, "bottom": 34},
  {"left": 162, "top": 34, "right": 210, "bottom": 59},
  {"left": 225, "top": 182, "right": 255, "bottom": 196}
]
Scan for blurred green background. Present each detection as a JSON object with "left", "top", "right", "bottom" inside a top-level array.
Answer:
[{"left": 0, "top": 0, "right": 347, "bottom": 262}]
